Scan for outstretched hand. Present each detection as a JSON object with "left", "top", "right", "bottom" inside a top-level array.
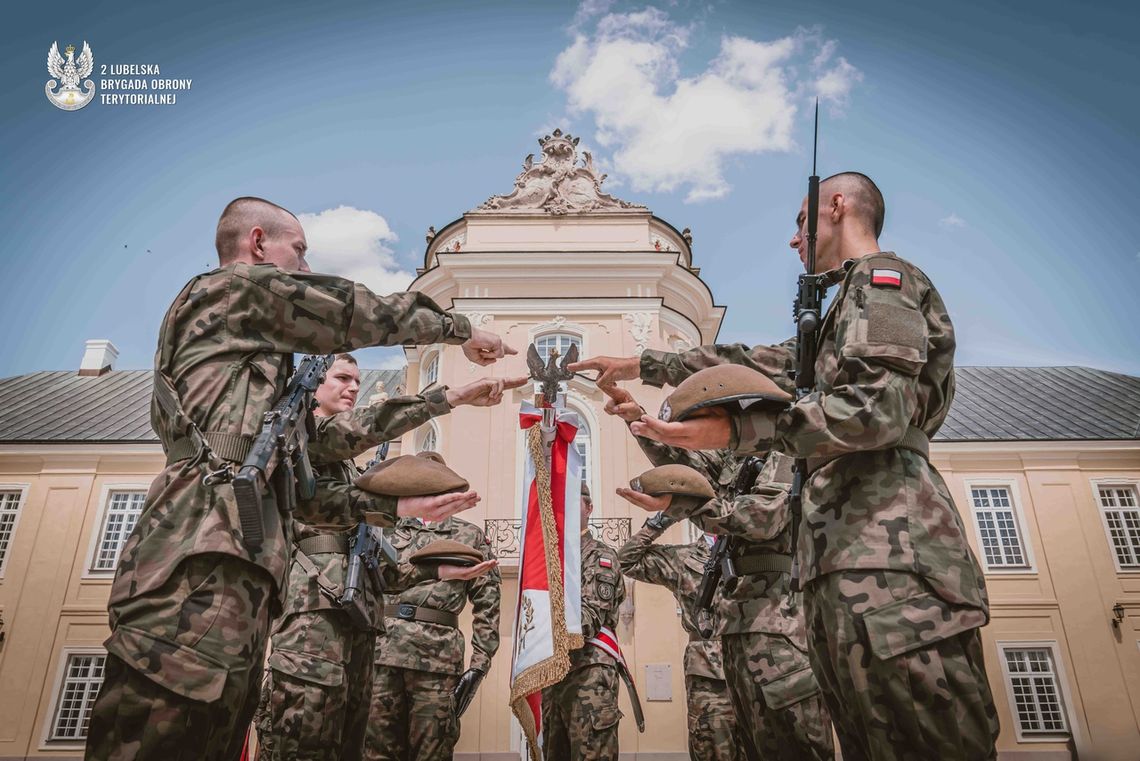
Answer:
[
  {"left": 397, "top": 491, "right": 480, "bottom": 522},
  {"left": 438, "top": 559, "right": 499, "bottom": 581},
  {"left": 566, "top": 355, "right": 640, "bottom": 386},
  {"left": 615, "top": 487, "right": 672, "bottom": 513},
  {"left": 447, "top": 376, "right": 529, "bottom": 408},
  {"left": 463, "top": 328, "right": 518, "bottom": 366},
  {"left": 629, "top": 408, "right": 732, "bottom": 450},
  {"left": 599, "top": 383, "right": 645, "bottom": 423}
]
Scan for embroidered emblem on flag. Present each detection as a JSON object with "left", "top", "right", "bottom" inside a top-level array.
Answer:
[
  {"left": 599, "top": 558, "right": 613, "bottom": 568},
  {"left": 871, "top": 268, "right": 902, "bottom": 288}
]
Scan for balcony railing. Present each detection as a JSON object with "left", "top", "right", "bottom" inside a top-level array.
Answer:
[{"left": 484, "top": 518, "right": 632, "bottom": 562}]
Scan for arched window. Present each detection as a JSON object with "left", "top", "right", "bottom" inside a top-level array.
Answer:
[
  {"left": 535, "top": 333, "right": 581, "bottom": 364},
  {"left": 422, "top": 352, "right": 440, "bottom": 389},
  {"left": 574, "top": 424, "right": 592, "bottom": 495},
  {"left": 418, "top": 426, "right": 438, "bottom": 453}
]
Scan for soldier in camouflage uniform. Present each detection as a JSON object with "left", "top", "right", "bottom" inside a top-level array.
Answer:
[
  {"left": 616, "top": 517, "right": 744, "bottom": 761},
  {"left": 364, "top": 513, "right": 501, "bottom": 761},
  {"left": 607, "top": 388, "right": 830, "bottom": 760},
  {"left": 542, "top": 485, "right": 625, "bottom": 761},
  {"left": 577, "top": 173, "right": 1000, "bottom": 759},
  {"left": 256, "top": 355, "right": 513, "bottom": 760},
  {"left": 85, "top": 197, "right": 513, "bottom": 761}
]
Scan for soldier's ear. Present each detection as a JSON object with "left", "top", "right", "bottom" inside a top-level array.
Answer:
[{"left": 249, "top": 227, "right": 266, "bottom": 260}]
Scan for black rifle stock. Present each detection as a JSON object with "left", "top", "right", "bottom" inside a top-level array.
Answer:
[
  {"left": 231, "top": 354, "right": 333, "bottom": 551},
  {"left": 694, "top": 456, "right": 762, "bottom": 636},
  {"left": 789, "top": 102, "right": 824, "bottom": 591},
  {"left": 339, "top": 521, "right": 398, "bottom": 630}
]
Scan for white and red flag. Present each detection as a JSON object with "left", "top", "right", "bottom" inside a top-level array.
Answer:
[{"left": 510, "top": 400, "right": 584, "bottom": 757}]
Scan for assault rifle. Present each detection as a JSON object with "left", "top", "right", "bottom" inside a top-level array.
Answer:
[
  {"left": 694, "top": 455, "right": 763, "bottom": 637},
  {"left": 231, "top": 354, "right": 333, "bottom": 551},
  {"left": 365, "top": 441, "right": 391, "bottom": 470},
  {"left": 788, "top": 102, "right": 824, "bottom": 590},
  {"left": 339, "top": 521, "right": 398, "bottom": 630}
]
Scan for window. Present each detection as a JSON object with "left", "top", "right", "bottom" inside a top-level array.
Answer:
[
  {"left": 0, "top": 489, "right": 24, "bottom": 573},
  {"left": 1002, "top": 647, "right": 1069, "bottom": 737},
  {"left": 423, "top": 353, "right": 440, "bottom": 388},
  {"left": 49, "top": 652, "right": 106, "bottom": 741},
  {"left": 419, "top": 426, "right": 438, "bottom": 454},
  {"left": 575, "top": 426, "right": 591, "bottom": 494},
  {"left": 969, "top": 486, "right": 1029, "bottom": 569},
  {"left": 1098, "top": 484, "right": 1140, "bottom": 569},
  {"left": 92, "top": 491, "right": 145, "bottom": 572},
  {"left": 535, "top": 333, "right": 581, "bottom": 364}
]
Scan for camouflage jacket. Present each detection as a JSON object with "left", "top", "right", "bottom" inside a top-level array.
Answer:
[
  {"left": 617, "top": 526, "right": 725, "bottom": 680},
  {"left": 641, "top": 252, "right": 987, "bottom": 613},
  {"left": 569, "top": 530, "right": 625, "bottom": 673},
  {"left": 111, "top": 263, "right": 470, "bottom": 615},
  {"left": 635, "top": 437, "right": 802, "bottom": 642},
  {"left": 375, "top": 516, "right": 501, "bottom": 675},
  {"left": 281, "top": 388, "right": 453, "bottom": 625}
]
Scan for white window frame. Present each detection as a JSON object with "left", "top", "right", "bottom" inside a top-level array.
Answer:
[
  {"left": 420, "top": 347, "right": 441, "bottom": 391},
  {"left": 83, "top": 483, "right": 149, "bottom": 578},
  {"left": 566, "top": 399, "right": 600, "bottom": 499},
  {"left": 41, "top": 647, "right": 108, "bottom": 748},
  {"left": 417, "top": 421, "right": 440, "bottom": 454},
  {"left": 1091, "top": 478, "right": 1140, "bottom": 572},
  {"left": 962, "top": 478, "right": 1036, "bottom": 574},
  {"left": 996, "top": 640, "right": 1078, "bottom": 744},
  {"left": 0, "top": 483, "right": 30, "bottom": 579},
  {"left": 531, "top": 331, "right": 586, "bottom": 398}
]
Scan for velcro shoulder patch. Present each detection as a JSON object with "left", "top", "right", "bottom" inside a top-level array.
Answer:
[
  {"left": 599, "top": 557, "right": 613, "bottom": 569},
  {"left": 871, "top": 268, "right": 902, "bottom": 288}
]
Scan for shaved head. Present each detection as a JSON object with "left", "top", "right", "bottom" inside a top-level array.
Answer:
[
  {"left": 215, "top": 196, "right": 301, "bottom": 263},
  {"left": 821, "top": 172, "right": 885, "bottom": 237}
]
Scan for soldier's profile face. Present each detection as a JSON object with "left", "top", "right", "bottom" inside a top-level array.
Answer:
[
  {"left": 580, "top": 495, "right": 593, "bottom": 530},
  {"left": 790, "top": 194, "right": 835, "bottom": 274},
  {"left": 315, "top": 359, "right": 360, "bottom": 416},
  {"left": 260, "top": 214, "right": 310, "bottom": 273}
]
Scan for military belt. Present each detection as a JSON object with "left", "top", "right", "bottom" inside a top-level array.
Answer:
[
  {"left": 732, "top": 552, "right": 793, "bottom": 576},
  {"left": 384, "top": 603, "right": 459, "bottom": 628},
  {"left": 806, "top": 425, "right": 929, "bottom": 476},
  {"left": 166, "top": 432, "right": 253, "bottom": 466},
  {"left": 296, "top": 534, "right": 349, "bottom": 555}
]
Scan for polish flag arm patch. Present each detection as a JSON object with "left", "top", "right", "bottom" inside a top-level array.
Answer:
[
  {"left": 871, "top": 268, "right": 902, "bottom": 288},
  {"left": 599, "top": 557, "right": 613, "bottom": 568}
]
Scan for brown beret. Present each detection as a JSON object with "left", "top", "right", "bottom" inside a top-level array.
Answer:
[
  {"left": 409, "top": 539, "right": 485, "bottom": 568},
  {"left": 659, "top": 365, "right": 792, "bottom": 423},
  {"left": 417, "top": 450, "right": 447, "bottom": 465},
  {"left": 630, "top": 464, "right": 716, "bottom": 500},
  {"left": 354, "top": 455, "right": 469, "bottom": 497}
]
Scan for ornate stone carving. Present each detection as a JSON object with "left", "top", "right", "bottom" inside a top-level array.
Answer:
[
  {"left": 462, "top": 312, "right": 491, "bottom": 329},
  {"left": 652, "top": 236, "right": 676, "bottom": 252},
  {"left": 440, "top": 231, "right": 465, "bottom": 252},
  {"left": 474, "top": 129, "right": 646, "bottom": 216},
  {"left": 668, "top": 333, "right": 695, "bottom": 352},
  {"left": 624, "top": 312, "right": 654, "bottom": 355},
  {"left": 368, "top": 381, "right": 389, "bottom": 405}
]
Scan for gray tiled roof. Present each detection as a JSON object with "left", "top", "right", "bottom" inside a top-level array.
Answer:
[
  {"left": 0, "top": 366, "right": 1136, "bottom": 444},
  {"left": 0, "top": 368, "right": 407, "bottom": 443}
]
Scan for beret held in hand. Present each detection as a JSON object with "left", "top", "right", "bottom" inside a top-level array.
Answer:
[
  {"left": 354, "top": 455, "right": 469, "bottom": 497},
  {"left": 658, "top": 365, "right": 792, "bottom": 422},
  {"left": 630, "top": 464, "right": 716, "bottom": 500},
  {"left": 409, "top": 539, "right": 485, "bottom": 568}
]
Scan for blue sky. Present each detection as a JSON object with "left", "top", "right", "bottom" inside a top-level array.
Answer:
[{"left": 2, "top": 0, "right": 1137, "bottom": 378}]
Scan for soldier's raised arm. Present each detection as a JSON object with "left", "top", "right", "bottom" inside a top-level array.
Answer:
[
  {"left": 465, "top": 540, "right": 502, "bottom": 675},
  {"left": 665, "top": 454, "right": 793, "bottom": 543},
  {"left": 616, "top": 521, "right": 684, "bottom": 587}
]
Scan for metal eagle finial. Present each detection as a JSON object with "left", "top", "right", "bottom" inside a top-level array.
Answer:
[{"left": 526, "top": 343, "right": 578, "bottom": 406}]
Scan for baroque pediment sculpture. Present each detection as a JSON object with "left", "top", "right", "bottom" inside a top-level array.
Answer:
[{"left": 474, "top": 129, "right": 646, "bottom": 215}]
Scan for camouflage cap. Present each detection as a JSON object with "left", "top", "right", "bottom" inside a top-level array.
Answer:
[
  {"left": 659, "top": 365, "right": 792, "bottom": 422},
  {"left": 409, "top": 538, "right": 485, "bottom": 568},
  {"left": 630, "top": 464, "right": 716, "bottom": 500},
  {"left": 354, "top": 455, "right": 469, "bottom": 497}
]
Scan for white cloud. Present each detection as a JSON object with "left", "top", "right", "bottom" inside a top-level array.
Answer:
[
  {"left": 297, "top": 205, "right": 414, "bottom": 294},
  {"left": 551, "top": 8, "right": 862, "bottom": 203},
  {"left": 939, "top": 213, "right": 967, "bottom": 229},
  {"left": 373, "top": 351, "right": 409, "bottom": 371}
]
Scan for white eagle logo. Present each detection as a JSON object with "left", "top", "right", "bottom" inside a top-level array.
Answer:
[{"left": 46, "top": 41, "right": 95, "bottom": 111}]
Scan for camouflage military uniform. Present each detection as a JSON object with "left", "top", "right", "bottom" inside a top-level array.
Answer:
[
  {"left": 542, "top": 530, "right": 625, "bottom": 761},
  {"left": 634, "top": 436, "right": 831, "bottom": 761},
  {"left": 84, "top": 263, "right": 471, "bottom": 761},
  {"left": 617, "top": 525, "right": 744, "bottom": 761},
  {"left": 365, "top": 516, "right": 501, "bottom": 761},
  {"left": 256, "top": 389, "right": 452, "bottom": 761},
  {"left": 642, "top": 251, "right": 1000, "bottom": 759}
]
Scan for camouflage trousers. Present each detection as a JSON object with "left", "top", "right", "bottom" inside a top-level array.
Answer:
[
  {"left": 804, "top": 570, "right": 1000, "bottom": 761},
  {"left": 364, "top": 665, "right": 459, "bottom": 761},
  {"left": 541, "top": 663, "right": 621, "bottom": 761},
  {"left": 684, "top": 674, "right": 745, "bottom": 761},
  {"left": 255, "top": 610, "right": 375, "bottom": 761},
  {"left": 721, "top": 631, "right": 834, "bottom": 761},
  {"left": 85, "top": 554, "right": 273, "bottom": 761}
]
